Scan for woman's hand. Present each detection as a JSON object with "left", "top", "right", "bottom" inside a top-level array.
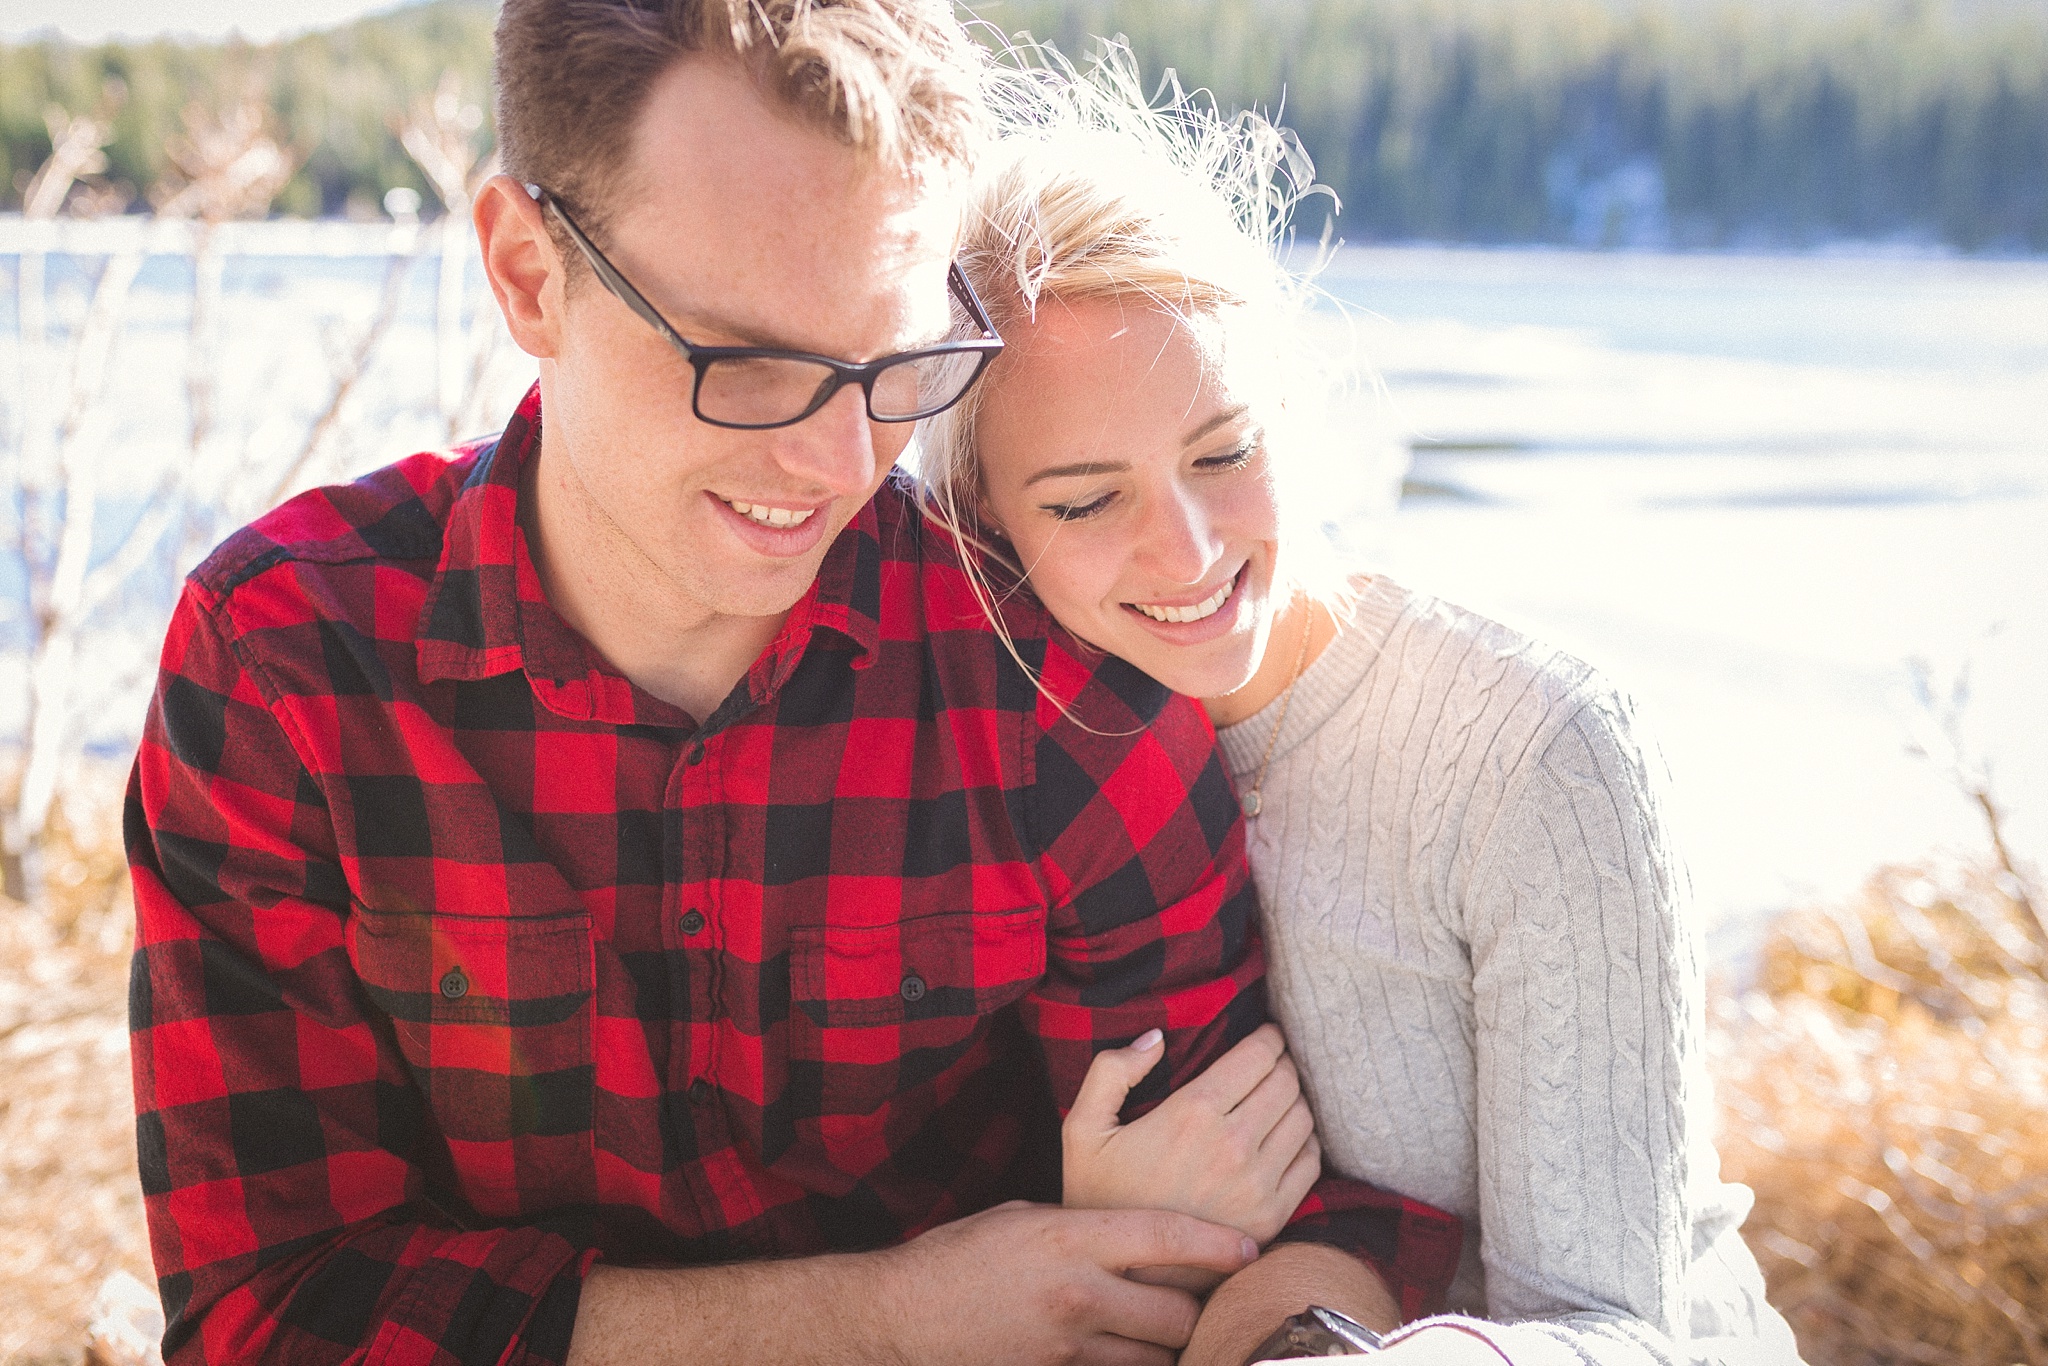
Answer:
[{"left": 1063, "top": 1022, "right": 1323, "bottom": 1246}]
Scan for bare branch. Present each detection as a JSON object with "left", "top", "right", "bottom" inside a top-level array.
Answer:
[
  {"left": 73, "top": 493, "right": 183, "bottom": 623},
  {"left": 52, "top": 250, "right": 144, "bottom": 467},
  {"left": 261, "top": 249, "right": 417, "bottom": 512},
  {"left": 154, "top": 97, "right": 297, "bottom": 225},
  {"left": 1902, "top": 644, "right": 2046, "bottom": 949},
  {"left": 21, "top": 86, "right": 122, "bottom": 222},
  {"left": 397, "top": 73, "right": 492, "bottom": 431},
  {"left": 396, "top": 71, "right": 488, "bottom": 214}
]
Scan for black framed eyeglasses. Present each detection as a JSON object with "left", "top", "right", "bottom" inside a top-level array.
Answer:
[{"left": 528, "top": 185, "right": 1004, "bottom": 431}]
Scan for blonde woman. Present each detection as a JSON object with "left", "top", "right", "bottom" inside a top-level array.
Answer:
[{"left": 917, "top": 51, "right": 1803, "bottom": 1366}]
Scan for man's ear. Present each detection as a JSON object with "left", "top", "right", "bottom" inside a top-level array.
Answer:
[{"left": 473, "top": 174, "right": 562, "bottom": 360}]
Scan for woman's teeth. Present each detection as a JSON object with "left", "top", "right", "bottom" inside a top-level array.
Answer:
[
  {"left": 725, "top": 499, "right": 815, "bottom": 529},
  {"left": 1133, "top": 580, "right": 1233, "bottom": 624}
]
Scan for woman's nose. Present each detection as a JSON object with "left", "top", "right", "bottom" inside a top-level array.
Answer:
[{"left": 1133, "top": 484, "right": 1223, "bottom": 586}]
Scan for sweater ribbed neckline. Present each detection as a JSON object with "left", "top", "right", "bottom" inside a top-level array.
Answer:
[{"left": 1214, "top": 575, "right": 1414, "bottom": 784}]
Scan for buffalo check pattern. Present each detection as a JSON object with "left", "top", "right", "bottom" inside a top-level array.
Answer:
[{"left": 127, "top": 384, "right": 1461, "bottom": 1365}]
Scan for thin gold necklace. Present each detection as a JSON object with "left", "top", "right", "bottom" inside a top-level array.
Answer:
[{"left": 1241, "top": 603, "right": 1313, "bottom": 819}]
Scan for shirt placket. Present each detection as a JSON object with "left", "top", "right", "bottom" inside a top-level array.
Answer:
[{"left": 664, "top": 720, "right": 759, "bottom": 1239}]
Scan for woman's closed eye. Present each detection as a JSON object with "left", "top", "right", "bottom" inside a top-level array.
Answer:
[
  {"left": 1040, "top": 438, "right": 1259, "bottom": 522},
  {"left": 1043, "top": 490, "right": 1117, "bottom": 521},
  {"left": 1195, "top": 437, "right": 1260, "bottom": 472}
]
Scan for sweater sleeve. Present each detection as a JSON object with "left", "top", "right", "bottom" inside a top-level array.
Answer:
[{"left": 1446, "top": 686, "right": 1700, "bottom": 1366}]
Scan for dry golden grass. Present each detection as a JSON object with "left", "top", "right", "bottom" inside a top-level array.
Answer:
[
  {"left": 3, "top": 765, "right": 2044, "bottom": 1364},
  {"left": 0, "top": 800, "right": 154, "bottom": 1366},
  {"left": 1712, "top": 857, "right": 2048, "bottom": 1365}
]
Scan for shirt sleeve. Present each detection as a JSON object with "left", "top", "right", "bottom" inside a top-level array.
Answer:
[
  {"left": 128, "top": 583, "right": 591, "bottom": 1365},
  {"left": 1013, "top": 645, "right": 1462, "bottom": 1319}
]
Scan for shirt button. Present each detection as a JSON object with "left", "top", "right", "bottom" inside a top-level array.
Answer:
[
  {"left": 679, "top": 910, "right": 706, "bottom": 936},
  {"left": 688, "top": 1078, "right": 712, "bottom": 1105},
  {"left": 685, "top": 743, "right": 706, "bottom": 766},
  {"left": 899, "top": 972, "right": 927, "bottom": 1003},
  {"left": 438, "top": 966, "right": 469, "bottom": 999}
]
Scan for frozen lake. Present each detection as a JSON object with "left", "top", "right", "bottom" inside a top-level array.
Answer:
[
  {"left": 1310, "top": 246, "right": 2047, "bottom": 958},
  {"left": 3, "top": 220, "right": 2043, "bottom": 954}
]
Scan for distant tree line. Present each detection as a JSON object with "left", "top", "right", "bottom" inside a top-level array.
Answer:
[
  {"left": 4, "top": 0, "right": 2044, "bottom": 249},
  {"left": 991, "top": 0, "right": 2048, "bottom": 250},
  {"left": 1, "top": 0, "right": 495, "bottom": 218}
]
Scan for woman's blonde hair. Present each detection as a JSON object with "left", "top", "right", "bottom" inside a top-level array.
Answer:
[{"left": 914, "top": 40, "right": 1352, "bottom": 696}]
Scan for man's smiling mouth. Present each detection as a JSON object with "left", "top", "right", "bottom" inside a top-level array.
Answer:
[{"left": 719, "top": 497, "right": 818, "bottom": 529}]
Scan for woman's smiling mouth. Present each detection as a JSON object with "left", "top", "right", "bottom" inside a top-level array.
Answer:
[{"left": 1126, "top": 565, "right": 1245, "bottom": 624}]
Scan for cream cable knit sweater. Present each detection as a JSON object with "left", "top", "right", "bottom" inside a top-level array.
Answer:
[{"left": 1214, "top": 577, "right": 1801, "bottom": 1366}]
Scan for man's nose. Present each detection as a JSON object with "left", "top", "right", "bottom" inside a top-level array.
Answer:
[
  {"left": 771, "top": 382, "right": 879, "bottom": 497},
  {"left": 1134, "top": 484, "right": 1223, "bottom": 586}
]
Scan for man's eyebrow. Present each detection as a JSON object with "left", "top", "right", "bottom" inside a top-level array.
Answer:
[
  {"left": 663, "top": 297, "right": 954, "bottom": 359},
  {"left": 660, "top": 295, "right": 808, "bottom": 352},
  {"left": 644, "top": 267, "right": 959, "bottom": 357},
  {"left": 1025, "top": 459, "right": 1131, "bottom": 488},
  {"left": 1182, "top": 405, "right": 1252, "bottom": 448}
]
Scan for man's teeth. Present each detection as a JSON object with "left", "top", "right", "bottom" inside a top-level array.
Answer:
[
  {"left": 725, "top": 499, "right": 816, "bottom": 529},
  {"left": 1133, "top": 580, "right": 1233, "bottom": 624}
]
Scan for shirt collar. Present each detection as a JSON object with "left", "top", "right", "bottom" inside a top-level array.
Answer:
[{"left": 416, "top": 383, "right": 882, "bottom": 725}]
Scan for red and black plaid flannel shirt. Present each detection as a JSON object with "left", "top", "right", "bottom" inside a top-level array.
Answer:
[{"left": 127, "top": 385, "right": 1459, "bottom": 1365}]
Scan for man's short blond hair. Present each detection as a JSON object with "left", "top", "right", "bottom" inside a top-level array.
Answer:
[{"left": 495, "top": 0, "right": 988, "bottom": 235}]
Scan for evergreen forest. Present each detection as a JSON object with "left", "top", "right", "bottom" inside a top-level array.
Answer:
[{"left": 3, "top": 0, "right": 2044, "bottom": 249}]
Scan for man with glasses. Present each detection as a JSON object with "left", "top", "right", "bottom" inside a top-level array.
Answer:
[{"left": 124, "top": 3, "right": 1458, "bottom": 1363}]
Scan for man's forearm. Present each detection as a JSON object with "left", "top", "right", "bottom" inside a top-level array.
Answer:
[
  {"left": 1179, "top": 1242, "right": 1401, "bottom": 1366},
  {"left": 567, "top": 1252, "right": 896, "bottom": 1366},
  {"left": 566, "top": 1202, "right": 1263, "bottom": 1366}
]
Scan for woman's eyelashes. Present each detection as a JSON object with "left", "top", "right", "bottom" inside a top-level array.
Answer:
[
  {"left": 1044, "top": 490, "right": 1116, "bottom": 522},
  {"left": 1196, "top": 437, "right": 1260, "bottom": 472},
  {"left": 1039, "top": 437, "right": 1260, "bottom": 522}
]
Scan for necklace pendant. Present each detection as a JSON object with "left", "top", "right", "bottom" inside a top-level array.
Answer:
[{"left": 1241, "top": 790, "right": 1262, "bottom": 818}]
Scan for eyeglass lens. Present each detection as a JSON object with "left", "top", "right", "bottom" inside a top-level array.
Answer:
[{"left": 692, "top": 297, "right": 988, "bottom": 427}]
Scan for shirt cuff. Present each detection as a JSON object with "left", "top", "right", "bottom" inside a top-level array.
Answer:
[
  {"left": 1269, "top": 1177, "right": 1463, "bottom": 1320},
  {"left": 358, "top": 1226, "right": 595, "bottom": 1366}
]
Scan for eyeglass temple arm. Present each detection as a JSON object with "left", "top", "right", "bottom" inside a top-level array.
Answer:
[
  {"left": 527, "top": 183, "right": 998, "bottom": 361},
  {"left": 525, "top": 184, "right": 697, "bottom": 360},
  {"left": 946, "top": 263, "right": 1002, "bottom": 341}
]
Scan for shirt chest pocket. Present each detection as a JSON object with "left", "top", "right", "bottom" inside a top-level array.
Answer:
[
  {"left": 347, "top": 906, "right": 595, "bottom": 1203},
  {"left": 787, "top": 907, "right": 1047, "bottom": 1119}
]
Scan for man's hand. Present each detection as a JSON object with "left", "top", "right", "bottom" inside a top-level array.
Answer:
[
  {"left": 566, "top": 1202, "right": 1259, "bottom": 1366},
  {"left": 1179, "top": 1241, "right": 1401, "bottom": 1366},
  {"left": 1064, "top": 1024, "right": 1321, "bottom": 1246},
  {"left": 880, "top": 1202, "right": 1262, "bottom": 1366}
]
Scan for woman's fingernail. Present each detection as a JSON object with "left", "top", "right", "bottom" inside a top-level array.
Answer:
[
  {"left": 1241, "top": 1236, "right": 1259, "bottom": 1261},
  {"left": 1132, "top": 1028, "right": 1164, "bottom": 1052}
]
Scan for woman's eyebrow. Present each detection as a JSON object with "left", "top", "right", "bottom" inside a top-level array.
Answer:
[
  {"left": 1181, "top": 404, "right": 1251, "bottom": 448},
  {"left": 1024, "top": 459, "right": 1130, "bottom": 488}
]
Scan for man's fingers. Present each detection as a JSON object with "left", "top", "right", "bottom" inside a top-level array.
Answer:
[
  {"left": 1177, "top": 1022, "right": 1288, "bottom": 1111},
  {"left": 1082, "top": 1268, "right": 1207, "bottom": 1349},
  {"left": 1092, "top": 1207, "right": 1260, "bottom": 1276},
  {"left": 1068, "top": 1029, "right": 1166, "bottom": 1137},
  {"left": 1075, "top": 1335, "right": 1178, "bottom": 1366},
  {"left": 1125, "top": 1264, "right": 1227, "bottom": 1293}
]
